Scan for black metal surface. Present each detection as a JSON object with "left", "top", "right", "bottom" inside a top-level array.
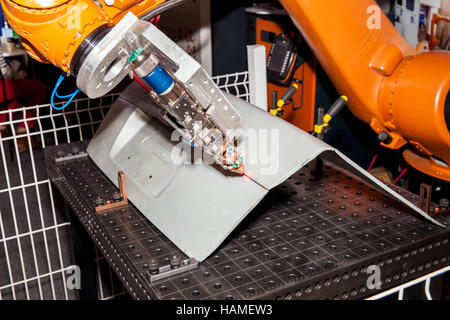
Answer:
[{"left": 45, "top": 141, "right": 450, "bottom": 300}]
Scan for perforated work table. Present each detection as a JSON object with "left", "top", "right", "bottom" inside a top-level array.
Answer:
[{"left": 45, "top": 141, "right": 450, "bottom": 300}]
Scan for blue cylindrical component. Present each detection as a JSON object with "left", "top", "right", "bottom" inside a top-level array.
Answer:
[
  {"left": 419, "top": 8, "right": 426, "bottom": 27},
  {"left": 143, "top": 64, "right": 174, "bottom": 95}
]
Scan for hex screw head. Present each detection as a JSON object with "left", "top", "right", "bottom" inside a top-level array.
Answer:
[
  {"left": 94, "top": 197, "right": 104, "bottom": 206},
  {"left": 170, "top": 255, "right": 181, "bottom": 269},
  {"left": 112, "top": 192, "right": 121, "bottom": 202},
  {"left": 148, "top": 259, "right": 159, "bottom": 274},
  {"left": 378, "top": 131, "right": 393, "bottom": 144},
  {"left": 439, "top": 198, "right": 449, "bottom": 209}
]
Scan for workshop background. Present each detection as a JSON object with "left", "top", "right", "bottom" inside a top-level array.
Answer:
[{"left": 0, "top": 0, "right": 449, "bottom": 300}]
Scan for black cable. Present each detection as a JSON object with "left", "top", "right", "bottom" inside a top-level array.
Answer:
[{"left": 140, "top": 0, "right": 188, "bottom": 20}]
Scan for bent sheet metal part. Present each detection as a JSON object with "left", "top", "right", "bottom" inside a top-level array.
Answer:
[{"left": 87, "top": 83, "right": 444, "bottom": 262}]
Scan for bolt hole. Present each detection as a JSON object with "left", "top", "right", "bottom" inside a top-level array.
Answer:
[{"left": 103, "top": 56, "right": 128, "bottom": 83}]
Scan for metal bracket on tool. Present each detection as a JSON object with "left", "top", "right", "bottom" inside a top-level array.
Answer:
[
  {"left": 149, "top": 257, "right": 198, "bottom": 283},
  {"left": 95, "top": 171, "right": 128, "bottom": 212}
]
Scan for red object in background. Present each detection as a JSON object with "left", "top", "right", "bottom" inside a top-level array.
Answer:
[
  {"left": 367, "top": 153, "right": 378, "bottom": 172},
  {"left": 149, "top": 14, "right": 161, "bottom": 27},
  {"left": 0, "top": 79, "right": 46, "bottom": 129},
  {"left": 392, "top": 168, "right": 408, "bottom": 185}
]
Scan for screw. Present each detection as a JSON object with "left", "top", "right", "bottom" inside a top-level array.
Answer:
[
  {"left": 170, "top": 255, "right": 181, "bottom": 269},
  {"left": 378, "top": 131, "right": 393, "bottom": 144},
  {"left": 112, "top": 192, "right": 121, "bottom": 202},
  {"left": 94, "top": 197, "right": 104, "bottom": 206},
  {"left": 439, "top": 198, "right": 449, "bottom": 209},
  {"left": 148, "top": 259, "right": 159, "bottom": 274}
]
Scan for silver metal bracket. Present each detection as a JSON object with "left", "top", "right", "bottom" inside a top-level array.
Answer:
[
  {"left": 150, "top": 258, "right": 198, "bottom": 283},
  {"left": 55, "top": 151, "right": 88, "bottom": 163}
]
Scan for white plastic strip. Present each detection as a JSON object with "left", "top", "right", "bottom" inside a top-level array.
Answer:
[{"left": 247, "top": 45, "right": 268, "bottom": 110}]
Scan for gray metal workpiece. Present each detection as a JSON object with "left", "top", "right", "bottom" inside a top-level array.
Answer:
[{"left": 87, "top": 83, "right": 443, "bottom": 261}]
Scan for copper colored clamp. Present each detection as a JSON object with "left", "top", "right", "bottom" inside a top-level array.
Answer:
[{"left": 95, "top": 171, "right": 128, "bottom": 213}]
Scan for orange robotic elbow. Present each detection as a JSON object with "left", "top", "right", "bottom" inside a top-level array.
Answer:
[
  {"left": 280, "top": 0, "right": 450, "bottom": 182},
  {"left": 0, "top": 0, "right": 166, "bottom": 73}
]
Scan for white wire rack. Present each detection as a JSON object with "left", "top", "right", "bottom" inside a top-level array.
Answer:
[
  {"left": 0, "top": 72, "right": 250, "bottom": 300},
  {"left": 0, "top": 93, "right": 118, "bottom": 300},
  {"left": 213, "top": 71, "right": 250, "bottom": 102}
]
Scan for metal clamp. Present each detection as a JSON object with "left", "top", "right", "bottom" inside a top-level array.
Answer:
[
  {"left": 95, "top": 171, "right": 128, "bottom": 212},
  {"left": 148, "top": 257, "right": 198, "bottom": 283}
]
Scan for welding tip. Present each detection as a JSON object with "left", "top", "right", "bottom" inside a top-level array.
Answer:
[
  {"left": 222, "top": 148, "right": 245, "bottom": 174},
  {"left": 230, "top": 163, "right": 245, "bottom": 175},
  {"left": 230, "top": 155, "right": 245, "bottom": 174}
]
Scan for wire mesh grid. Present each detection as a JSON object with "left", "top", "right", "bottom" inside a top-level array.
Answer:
[
  {"left": 0, "top": 72, "right": 250, "bottom": 300},
  {"left": 213, "top": 72, "right": 250, "bottom": 101}
]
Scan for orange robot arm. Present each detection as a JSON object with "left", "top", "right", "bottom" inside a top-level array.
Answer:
[
  {"left": 280, "top": 0, "right": 450, "bottom": 182},
  {"left": 2, "top": 0, "right": 449, "bottom": 181},
  {"left": 0, "top": 0, "right": 167, "bottom": 73}
]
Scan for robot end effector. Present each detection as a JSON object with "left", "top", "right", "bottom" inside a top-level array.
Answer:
[{"left": 73, "top": 12, "right": 245, "bottom": 173}]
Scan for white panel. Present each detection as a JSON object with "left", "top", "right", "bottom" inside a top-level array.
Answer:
[{"left": 247, "top": 45, "right": 268, "bottom": 111}]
